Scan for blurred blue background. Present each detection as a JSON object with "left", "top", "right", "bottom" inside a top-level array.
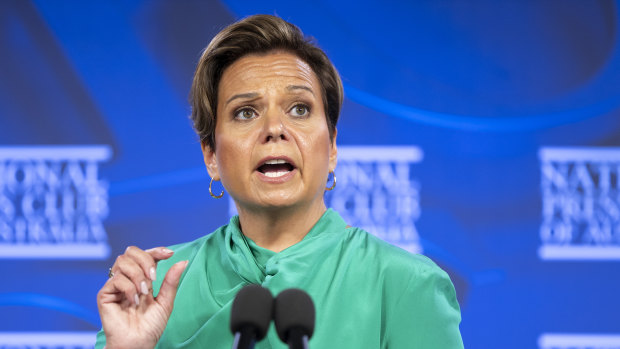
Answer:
[{"left": 1, "top": 1, "right": 619, "bottom": 348}]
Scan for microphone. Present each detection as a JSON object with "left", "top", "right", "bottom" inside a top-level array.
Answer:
[
  {"left": 274, "top": 289, "right": 315, "bottom": 349},
  {"left": 230, "top": 284, "right": 274, "bottom": 349}
]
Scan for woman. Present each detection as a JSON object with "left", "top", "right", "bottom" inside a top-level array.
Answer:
[{"left": 96, "top": 14, "right": 463, "bottom": 348}]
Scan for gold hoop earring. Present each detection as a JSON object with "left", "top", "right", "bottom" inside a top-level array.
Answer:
[
  {"left": 209, "top": 177, "right": 224, "bottom": 199},
  {"left": 325, "top": 170, "right": 336, "bottom": 191}
]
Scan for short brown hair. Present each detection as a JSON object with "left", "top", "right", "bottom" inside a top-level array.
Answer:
[{"left": 190, "top": 14, "right": 343, "bottom": 150}]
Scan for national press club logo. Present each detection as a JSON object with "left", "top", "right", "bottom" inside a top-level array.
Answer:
[
  {"left": 229, "top": 146, "right": 423, "bottom": 253},
  {"left": 537, "top": 147, "right": 620, "bottom": 349},
  {"left": 324, "top": 146, "right": 423, "bottom": 253},
  {"left": 0, "top": 146, "right": 111, "bottom": 259},
  {"left": 538, "top": 147, "right": 620, "bottom": 260}
]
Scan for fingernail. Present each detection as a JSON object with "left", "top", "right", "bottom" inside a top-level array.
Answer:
[
  {"left": 141, "top": 281, "right": 148, "bottom": 295},
  {"left": 162, "top": 248, "right": 174, "bottom": 254},
  {"left": 134, "top": 294, "right": 140, "bottom": 306},
  {"left": 150, "top": 267, "right": 156, "bottom": 281}
]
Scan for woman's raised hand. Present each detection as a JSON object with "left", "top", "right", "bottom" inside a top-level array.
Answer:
[{"left": 97, "top": 246, "right": 188, "bottom": 349}]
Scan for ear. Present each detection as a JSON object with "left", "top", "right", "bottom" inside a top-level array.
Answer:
[
  {"left": 328, "top": 128, "right": 338, "bottom": 172},
  {"left": 201, "top": 141, "right": 220, "bottom": 180}
]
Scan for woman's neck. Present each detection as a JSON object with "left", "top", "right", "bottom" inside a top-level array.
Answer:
[{"left": 236, "top": 201, "right": 327, "bottom": 253}]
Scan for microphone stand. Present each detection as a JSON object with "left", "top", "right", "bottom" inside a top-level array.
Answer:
[
  {"left": 286, "top": 328, "right": 309, "bottom": 349},
  {"left": 232, "top": 327, "right": 257, "bottom": 349}
]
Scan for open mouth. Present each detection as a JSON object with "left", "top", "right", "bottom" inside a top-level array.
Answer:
[{"left": 257, "top": 159, "right": 295, "bottom": 178}]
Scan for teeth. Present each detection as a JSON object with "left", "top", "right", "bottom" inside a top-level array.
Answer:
[
  {"left": 264, "top": 159, "right": 287, "bottom": 165},
  {"left": 264, "top": 170, "right": 290, "bottom": 178}
]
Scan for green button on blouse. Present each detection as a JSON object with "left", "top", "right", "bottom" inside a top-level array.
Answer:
[{"left": 96, "top": 209, "right": 464, "bottom": 348}]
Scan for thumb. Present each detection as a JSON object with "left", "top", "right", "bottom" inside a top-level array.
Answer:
[{"left": 155, "top": 260, "right": 188, "bottom": 315}]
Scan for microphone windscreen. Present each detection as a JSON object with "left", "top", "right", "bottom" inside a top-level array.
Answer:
[
  {"left": 274, "top": 288, "right": 315, "bottom": 342},
  {"left": 230, "top": 284, "right": 274, "bottom": 340}
]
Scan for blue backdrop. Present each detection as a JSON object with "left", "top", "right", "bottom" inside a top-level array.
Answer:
[{"left": 1, "top": 1, "right": 619, "bottom": 348}]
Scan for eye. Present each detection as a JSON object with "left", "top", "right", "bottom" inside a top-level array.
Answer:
[
  {"left": 290, "top": 104, "right": 310, "bottom": 117},
  {"left": 234, "top": 107, "right": 257, "bottom": 120}
]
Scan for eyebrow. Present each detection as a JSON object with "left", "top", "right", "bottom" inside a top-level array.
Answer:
[
  {"left": 225, "top": 92, "right": 259, "bottom": 106},
  {"left": 287, "top": 85, "right": 315, "bottom": 95},
  {"left": 225, "top": 85, "right": 315, "bottom": 106}
]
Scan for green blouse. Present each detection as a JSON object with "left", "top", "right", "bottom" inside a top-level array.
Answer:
[{"left": 96, "top": 209, "right": 463, "bottom": 348}]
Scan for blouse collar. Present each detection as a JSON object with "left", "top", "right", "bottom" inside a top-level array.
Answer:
[{"left": 223, "top": 208, "right": 348, "bottom": 283}]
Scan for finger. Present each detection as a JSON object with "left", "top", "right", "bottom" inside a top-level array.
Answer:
[
  {"left": 145, "top": 247, "right": 176, "bottom": 281},
  {"left": 114, "top": 254, "right": 150, "bottom": 296},
  {"left": 98, "top": 292, "right": 123, "bottom": 304},
  {"left": 155, "top": 260, "right": 188, "bottom": 315},
  {"left": 125, "top": 246, "right": 171, "bottom": 282},
  {"left": 101, "top": 273, "right": 141, "bottom": 307},
  {"left": 97, "top": 279, "right": 119, "bottom": 309},
  {"left": 145, "top": 246, "right": 176, "bottom": 263}
]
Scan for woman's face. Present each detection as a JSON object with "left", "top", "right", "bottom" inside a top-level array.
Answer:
[{"left": 202, "top": 51, "right": 337, "bottom": 212}]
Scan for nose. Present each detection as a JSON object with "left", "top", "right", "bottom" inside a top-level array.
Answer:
[{"left": 262, "top": 108, "right": 289, "bottom": 143}]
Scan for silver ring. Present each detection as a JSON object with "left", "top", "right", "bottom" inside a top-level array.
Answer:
[{"left": 108, "top": 267, "right": 114, "bottom": 279}]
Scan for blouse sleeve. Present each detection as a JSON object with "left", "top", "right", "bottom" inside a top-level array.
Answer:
[
  {"left": 384, "top": 262, "right": 464, "bottom": 348},
  {"left": 94, "top": 328, "right": 106, "bottom": 349}
]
